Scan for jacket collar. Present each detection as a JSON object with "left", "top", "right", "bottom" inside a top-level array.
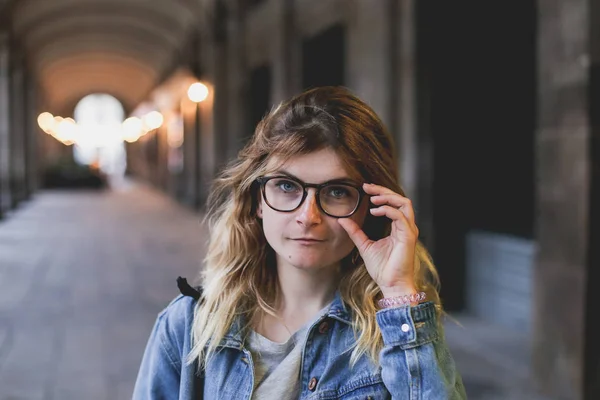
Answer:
[
  {"left": 217, "top": 289, "right": 352, "bottom": 349},
  {"left": 326, "top": 288, "right": 352, "bottom": 324}
]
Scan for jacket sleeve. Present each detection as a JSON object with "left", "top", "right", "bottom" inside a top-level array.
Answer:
[
  {"left": 376, "top": 301, "right": 467, "bottom": 400},
  {"left": 132, "top": 308, "right": 182, "bottom": 400}
]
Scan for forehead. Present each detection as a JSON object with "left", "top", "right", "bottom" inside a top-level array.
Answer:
[{"left": 265, "top": 148, "right": 351, "bottom": 182}]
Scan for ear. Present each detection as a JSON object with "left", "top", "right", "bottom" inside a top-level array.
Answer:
[{"left": 257, "top": 201, "right": 263, "bottom": 219}]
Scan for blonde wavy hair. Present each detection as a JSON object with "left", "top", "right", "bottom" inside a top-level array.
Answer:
[{"left": 188, "top": 86, "right": 443, "bottom": 370}]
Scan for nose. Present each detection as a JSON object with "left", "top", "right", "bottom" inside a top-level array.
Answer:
[{"left": 296, "top": 189, "right": 322, "bottom": 227}]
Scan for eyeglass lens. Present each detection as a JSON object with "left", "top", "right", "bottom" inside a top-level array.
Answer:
[{"left": 263, "top": 178, "right": 360, "bottom": 217}]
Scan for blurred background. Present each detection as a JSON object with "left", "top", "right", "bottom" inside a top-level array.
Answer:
[{"left": 0, "top": 0, "right": 598, "bottom": 399}]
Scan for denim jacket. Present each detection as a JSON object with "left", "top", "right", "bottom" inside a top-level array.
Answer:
[{"left": 132, "top": 281, "right": 467, "bottom": 400}]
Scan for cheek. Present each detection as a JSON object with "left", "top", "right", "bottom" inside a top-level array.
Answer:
[
  {"left": 260, "top": 208, "right": 288, "bottom": 242},
  {"left": 338, "top": 205, "right": 368, "bottom": 244},
  {"left": 335, "top": 232, "right": 356, "bottom": 254},
  {"left": 350, "top": 202, "right": 369, "bottom": 228},
  {"left": 331, "top": 219, "right": 359, "bottom": 250}
]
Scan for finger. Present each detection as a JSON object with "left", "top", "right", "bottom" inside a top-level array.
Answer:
[
  {"left": 362, "top": 183, "right": 397, "bottom": 196},
  {"left": 370, "top": 194, "right": 415, "bottom": 223},
  {"left": 337, "top": 218, "right": 372, "bottom": 254},
  {"left": 370, "top": 205, "right": 418, "bottom": 235},
  {"left": 363, "top": 183, "right": 415, "bottom": 223}
]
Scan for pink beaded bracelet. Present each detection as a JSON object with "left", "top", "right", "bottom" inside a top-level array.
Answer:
[{"left": 377, "top": 292, "right": 427, "bottom": 309}]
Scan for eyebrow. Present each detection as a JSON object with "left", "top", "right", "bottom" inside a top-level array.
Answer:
[{"left": 273, "top": 170, "right": 359, "bottom": 185}]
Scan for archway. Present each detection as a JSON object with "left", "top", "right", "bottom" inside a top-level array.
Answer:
[{"left": 73, "top": 93, "right": 127, "bottom": 187}]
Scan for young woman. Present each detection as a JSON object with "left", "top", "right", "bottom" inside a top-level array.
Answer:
[{"left": 133, "top": 86, "right": 467, "bottom": 399}]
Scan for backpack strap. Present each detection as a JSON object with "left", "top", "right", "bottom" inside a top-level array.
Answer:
[
  {"left": 177, "top": 276, "right": 202, "bottom": 300},
  {"left": 176, "top": 276, "right": 205, "bottom": 399}
]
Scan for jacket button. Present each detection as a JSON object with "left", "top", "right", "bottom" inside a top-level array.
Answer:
[
  {"left": 318, "top": 320, "right": 329, "bottom": 334},
  {"left": 308, "top": 377, "right": 318, "bottom": 391}
]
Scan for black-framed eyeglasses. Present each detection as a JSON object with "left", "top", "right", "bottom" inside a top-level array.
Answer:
[{"left": 256, "top": 175, "right": 365, "bottom": 218}]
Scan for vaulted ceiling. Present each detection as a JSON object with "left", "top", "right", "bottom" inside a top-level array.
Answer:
[{"left": 3, "top": 0, "right": 204, "bottom": 115}]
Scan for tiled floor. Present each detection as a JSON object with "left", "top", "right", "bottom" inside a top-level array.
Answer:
[{"left": 0, "top": 182, "right": 553, "bottom": 399}]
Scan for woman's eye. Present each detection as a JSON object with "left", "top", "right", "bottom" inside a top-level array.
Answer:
[
  {"left": 276, "top": 180, "right": 299, "bottom": 192},
  {"left": 328, "top": 187, "right": 349, "bottom": 198}
]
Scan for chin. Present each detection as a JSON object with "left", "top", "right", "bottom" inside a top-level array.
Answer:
[{"left": 287, "top": 252, "right": 337, "bottom": 270}]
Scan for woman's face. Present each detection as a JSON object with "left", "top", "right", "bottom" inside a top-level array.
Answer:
[{"left": 257, "top": 148, "right": 368, "bottom": 272}]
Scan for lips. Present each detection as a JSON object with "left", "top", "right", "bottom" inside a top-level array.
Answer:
[
  {"left": 292, "top": 238, "right": 324, "bottom": 241},
  {"left": 292, "top": 239, "right": 325, "bottom": 245}
]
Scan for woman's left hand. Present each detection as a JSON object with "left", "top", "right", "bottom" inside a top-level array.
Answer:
[{"left": 338, "top": 183, "right": 419, "bottom": 298}]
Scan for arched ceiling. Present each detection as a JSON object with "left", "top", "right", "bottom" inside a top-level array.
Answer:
[{"left": 6, "top": 0, "right": 203, "bottom": 115}]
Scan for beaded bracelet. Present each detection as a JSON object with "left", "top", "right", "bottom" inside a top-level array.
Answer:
[{"left": 377, "top": 292, "right": 427, "bottom": 309}]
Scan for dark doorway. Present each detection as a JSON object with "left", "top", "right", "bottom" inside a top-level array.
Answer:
[
  {"left": 415, "top": 1, "right": 536, "bottom": 312},
  {"left": 302, "top": 24, "right": 345, "bottom": 89}
]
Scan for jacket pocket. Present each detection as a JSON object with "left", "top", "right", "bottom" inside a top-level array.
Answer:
[{"left": 309, "top": 373, "right": 391, "bottom": 400}]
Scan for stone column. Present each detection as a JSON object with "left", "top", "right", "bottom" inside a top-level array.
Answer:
[
  {"left": 158, "top": 125, "right": 171, "bottom": 192},
  {"left": 346, "top": 0, "right": 392, "bottom": 127},
  {"left": 394, "top": 0, "right": 418, "bottom": 198},
  {"left": 533, "top": 1, "right": 599, "bottom": 398},
  {"left": 9, "top": 46, "right": 26, "bottom": 208},
  {"left": 226, "top": 0, "right": 249, "bottom": 159},
  {"left": 271, "top": 0, "right": 300, "bottom": 104},
  {"left": 197, "top": 31, "right": 216, "bottom": 211},
  {"left": 0, "top": 32, "right": 10, "bottom": 218},
  {"left": 183, "top": 92, "right": 198, "bottom": 207},
  {"left": 22, "top": 70, "right": 37, "bottom": 199},
  {"left": 209, "top": 0, "right": 229, "bottom": 172},
  {"left": 387, "top": 0, "right": 434, "bottom": 246}
]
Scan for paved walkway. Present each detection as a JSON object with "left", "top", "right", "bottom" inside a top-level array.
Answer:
[
  {"left": 0, "top": 183, "right": 206, "bottom": 400},
  {"left": 0, "top": 182, "right": 551, "bottom": 399}
]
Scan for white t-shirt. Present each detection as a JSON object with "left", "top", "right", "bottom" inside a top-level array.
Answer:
[{"left": 246, "top": 302, "right": 332, "bottom": 399}]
